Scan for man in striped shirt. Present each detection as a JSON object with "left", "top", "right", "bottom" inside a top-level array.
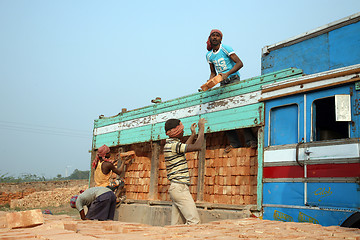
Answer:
[{"left": 164, "top": 118, "right": 206, "bottom": 225}]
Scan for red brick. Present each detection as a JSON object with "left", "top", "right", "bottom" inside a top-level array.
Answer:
[
  {"left": 239, "top": 185, "right": 251, "bottom": 195},
  {"left": 6, "top": 209, "right": 43, "bottom": 229},
  {"left": 205, "top": 149, "right": 215, "bottom": 159},
  {"left": 230, "top": 176, "right": 236, "bottom": 185},
  {"left": 239, "top": 166, "right": 251, "bottom": 176},
  {"left": 208, "top": 176, "right": 214, "bottom": 186},
  {"left": 214, "top": 149, "right": 220, "bottom": 159},
  {"left": 231, "top": 186, "right": 237, "bottom": 196},
  {"left": 218, "top": 167, "right": 224, "bottom": 176},
  {"left": 243, "top": 195, "right": 252, "bottom": 204},
  {"left": 63, "top": 221, "right": 78, "bottom": 232}
]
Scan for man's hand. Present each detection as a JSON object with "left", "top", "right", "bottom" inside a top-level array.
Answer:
[
  {"left": 219, "top": 73, "right": 229, "bottom": 81},
  {"left": 198, "top": 118, "right": 207, "bottom": 130},
  {"left": 190, "top": 123, "right": 197, "bottom": 135}
]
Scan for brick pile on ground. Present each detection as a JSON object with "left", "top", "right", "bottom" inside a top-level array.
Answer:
[
  {"left": 0, "top": 180, "right": 88, "bottom": 207},
  {"left": 0, "top": 211, "right": 359, "bottom": 239},
  {"left": 0, "top": 188, "right": 36, "bottom": 206},
  {"left": 9, "top": 185, "right": 88, "bottom": 209}
]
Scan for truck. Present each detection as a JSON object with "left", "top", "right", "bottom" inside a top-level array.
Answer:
[
  {"left": 260, "top": 12, "right": 360, "bottom": 227},
  {"left": 90, "top": 12, "right": 360, "bottom": 227}
]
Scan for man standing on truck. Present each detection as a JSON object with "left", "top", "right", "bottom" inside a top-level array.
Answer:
[
  {"left": 205, "top": 29, "right": 257, "bottom": 151},
  {"left": 164, "top": 118, "right": 206, "bottom": 225},
  {"left": 92, "top": 144, "right": 128, "bottom": 188}
]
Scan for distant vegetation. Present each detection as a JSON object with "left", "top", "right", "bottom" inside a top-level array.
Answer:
[{"left": 0, "top": 169, "right": 89, "bottom": 183}]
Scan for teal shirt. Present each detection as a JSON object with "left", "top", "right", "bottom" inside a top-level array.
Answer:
[{"left": 206, "top": 44, "right": 240, "bottom": 78}]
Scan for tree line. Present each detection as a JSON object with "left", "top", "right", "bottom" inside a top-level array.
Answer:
[{"left": 0, "top": 169, "right": 89, "bottom": 183}]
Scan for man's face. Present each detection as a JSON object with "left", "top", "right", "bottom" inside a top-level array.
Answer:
[
  {"left": 178, "top": 122, "right": 184, "bottom": 138},
  {"left": 210, "top": 32, "right": 222, "bottom": 46},
  {"left": 105, "top": 152, "right": 111, "bottom": 158}
]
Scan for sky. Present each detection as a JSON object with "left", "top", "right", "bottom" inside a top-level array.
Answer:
[{"left": 1, "top": 0, "right": 359, "bottom": 178}]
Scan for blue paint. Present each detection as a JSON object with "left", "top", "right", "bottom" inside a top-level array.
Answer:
[
  {"left": 264, "top": 94, "right": 304, "bottom": 147},
  {"left": 263, "top": 206, "right": 355, "bottom": 226},
  {"left": 330, "top": 22, "right": 360, "bottom": 69},
  {"left": 270, "top": 104, "right": 299, "bottom": 145},
  {"left": 262, "top": 34, "right": 330, "bottom": 75},
  {"left": 262, "top": 21, "right": 360, "bottom": 75},
  {"left": 263, "top": 182, "right": 304, "bottom": 206},
  {"left": 307, "top": 182, "right": 360, "bottom": 209}
]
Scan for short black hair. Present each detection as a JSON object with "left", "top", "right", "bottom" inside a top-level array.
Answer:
[{"left": 165, "top": 119, "right": 180, "bottom": 132}]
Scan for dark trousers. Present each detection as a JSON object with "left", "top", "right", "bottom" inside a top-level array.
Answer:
[
  {"left": 86, "top": 191, "right": 116, "bottom": 221},
  {"left": 220, "top": 74, "right": 240, "bottom": 86}
]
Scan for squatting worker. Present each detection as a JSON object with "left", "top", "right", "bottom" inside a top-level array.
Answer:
[
  {"left": 70, "top": 186, "right": 116, "bottom": 221},
  {"left": 164, "top": 118, "right": 206, "bottom": 225},
  {"left": 92, "top": 144, "right": 128, "bottom": 187},
  {"left": 205, "top": 29, "right": 257, "bottom": 151}
]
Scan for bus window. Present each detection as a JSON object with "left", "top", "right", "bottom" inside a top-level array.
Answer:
[
  {"left": 270, "top": 104, "right": 299, "bottom": 146},
  {"left": 312, "top": 96, "right": 349, "bottom": 141}
]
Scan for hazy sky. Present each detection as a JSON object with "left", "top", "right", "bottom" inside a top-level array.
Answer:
[{"left": 1, "top": 0, "right": 359, "bottom": 178}]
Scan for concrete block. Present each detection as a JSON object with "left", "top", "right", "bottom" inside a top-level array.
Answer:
[{"left": 6, "top": 209, "right": 44, "bottom": 229}]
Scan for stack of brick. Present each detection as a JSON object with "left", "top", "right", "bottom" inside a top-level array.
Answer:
[
  {"left": 123, "top": 131, "right": 258, "bottom": 206},
  {"left": 185, "top": 151, "right": 199, "bottom": 200},
  {"left": 203, "top": 132, "right": 258, "bottom": 205},
  {"left": 124, "top": 154, "right": 151, "bottom": 200},
  {"left": 1, "top": 211, "right": 359, "bottom": 239},
  {"left": 158, "top": 153, "right": 170, "bottom": 201},
  {"left": 0, "top": 189, "right": 35, "bottom": 206},
  {"left": 9, "top": 185, "right": 87, "bottom": 209}
]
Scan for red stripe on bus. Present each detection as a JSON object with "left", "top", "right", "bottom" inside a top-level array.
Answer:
[
  {"left": 307, "top": 163, "right": 360, "bottom": 178},
  {"left": 263, "top": 163, "right": 360, "bottom": 178},
  {"left": 263, "top": 165, "right": 304, "bottom": 178}
]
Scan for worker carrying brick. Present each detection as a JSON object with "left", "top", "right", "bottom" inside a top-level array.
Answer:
[
  {"left": 164, "top": 118, "right": 206, "bottom": 225},
  {"left": 92, "top": 144, "right": 129, "bottom": 188},
  {"left": 205, "top": 29, "right": 257, "bottom": 152},
  {"left": 70, "top": 186, "right": 116, "bottom": 220}
]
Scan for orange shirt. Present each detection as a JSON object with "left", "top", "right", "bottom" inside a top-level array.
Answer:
[{"left": 94, "top": 161, "right": 112, "bottom": 187}]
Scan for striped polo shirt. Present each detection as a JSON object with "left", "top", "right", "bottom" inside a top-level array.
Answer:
[{"left": 164, "top": 138, "right": 190, "bottom": 185}]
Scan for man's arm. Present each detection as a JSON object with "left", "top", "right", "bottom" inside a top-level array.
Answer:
[
  {"left": 186, "top": 118, "right": 206, "bottom": 152},
  {"left": 105, "top": 161, "right": 126, "bottom": 176},
  {"left": 219, "top": 53, "right": 243, "bottom": 80},
  {"left": 79, "top": 209, "right": 88, "bottom": 220},
  {"left": 185, "top": 123, "right": 197, "bottom": 145},
  {"left": 209, "top": 63, "right": 217, "bottom": 80}
]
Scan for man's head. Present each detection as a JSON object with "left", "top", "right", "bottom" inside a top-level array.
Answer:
[
  {"left": 98, "top": 144, "right": 110, "bottom": 159},
  {"left": 165, "top": 119, "right": 184, "bottom": 138},
  {"left": 70, "top": 195, "right": 78, "bottom": 208},
  {"left": 207, "top": 29, "right": 223, "bottom": 51}
]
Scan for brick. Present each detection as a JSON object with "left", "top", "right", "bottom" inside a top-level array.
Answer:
[
  {"left": 236, "top": 156, "right": 246, "bottom": 166},
  {"left": 63, "top": 221, "right": 78, "bottom": 232},
  {"left": 205, "top": 150, "right": 215, "bottom": 159},
  {"left": 250, "top": 166, "right": 257, "bottom": 176},
  {"left": 239, "top": 185, "right": 251, "bottom": 195},
  {"left": 230, "top": 176, "right": 236, "bottom": 185},
  {"left": 218, "top": 167, "right": 224, "bottom": 176},
  {"left": 0, "top": 214, "right": 7, "bottom": 228},
  {"left": 6, "top": 209, "right": 44, "bottom": 229},
  {"left": 239, "top": 166, "right": 251, "bottom": 176}
]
